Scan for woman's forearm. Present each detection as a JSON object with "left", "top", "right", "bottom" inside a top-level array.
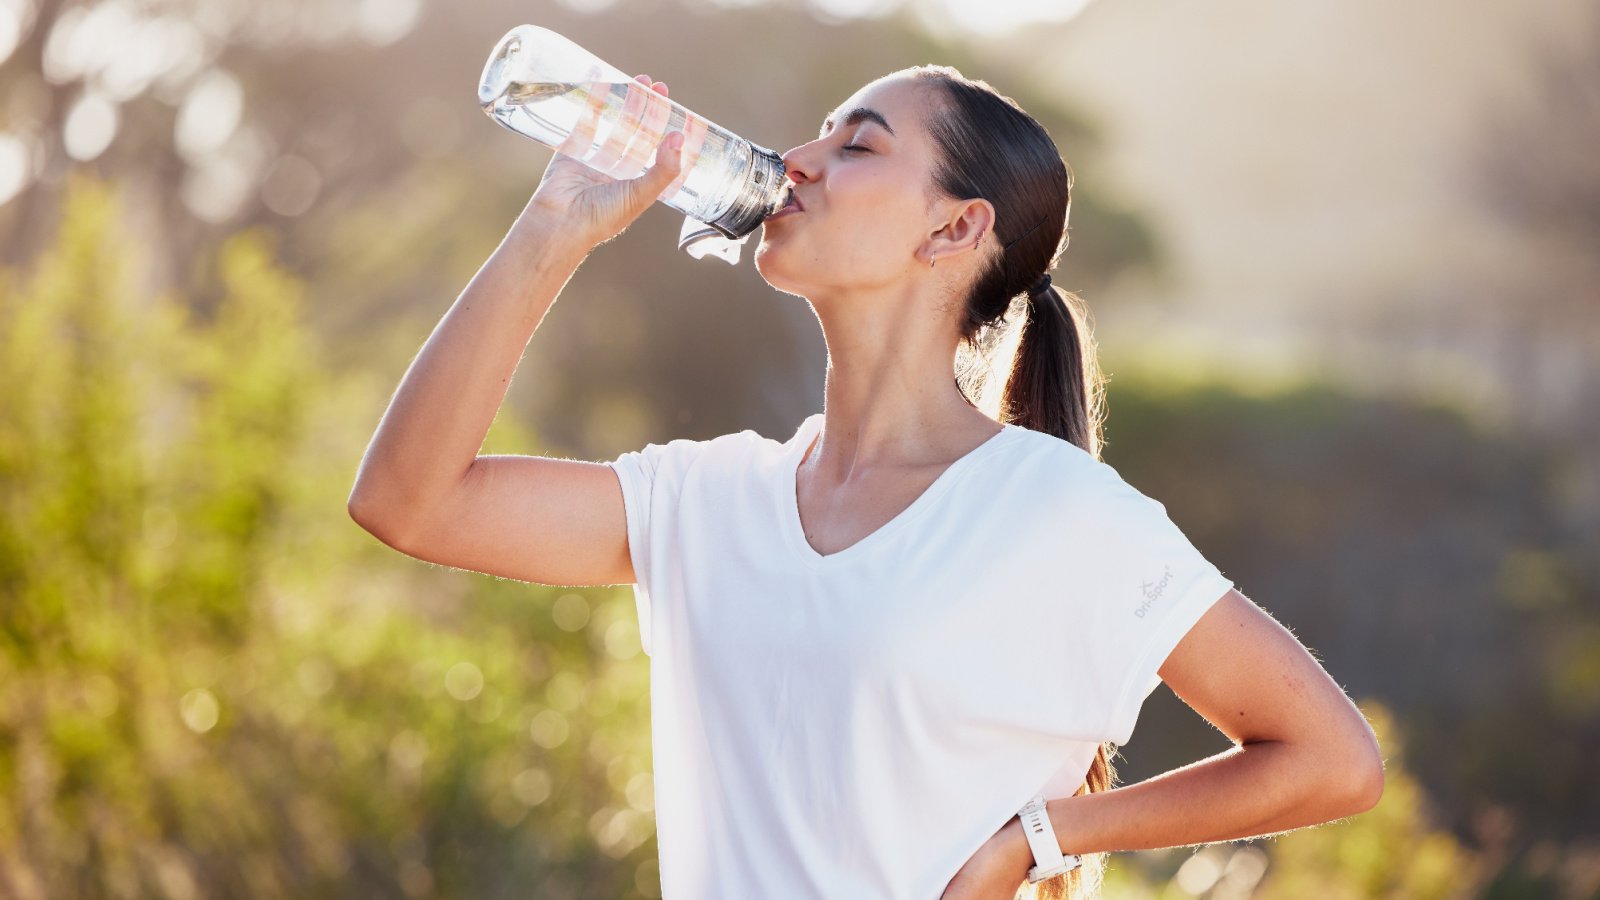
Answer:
[
  {"left": 348, "top": 208, "right": 591, "bottom": 537},
  {"left": 1000, "top": 739, "right": 1381, "bottom": 872}
]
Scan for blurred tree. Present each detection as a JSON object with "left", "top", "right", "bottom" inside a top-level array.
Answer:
[
  {"left": 1095, "top": 364, "right": 1600, "bottom": 872},
  {"left": 1476, "top": 9, "right": 1600, "bottom": 323},
  {"left": 0, "top": 0, "right": 1158, "bottom": 457},
  {"left": 1463, "top": 5, "right": 1600, "bottom": 511},
  {"left": 1, "top": 173, "right": 1591, "bottom": 897}
]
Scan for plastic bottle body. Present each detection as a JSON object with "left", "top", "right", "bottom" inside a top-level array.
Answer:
[{"left": 477, "top": 26, "right": 785, "bottom": 245}]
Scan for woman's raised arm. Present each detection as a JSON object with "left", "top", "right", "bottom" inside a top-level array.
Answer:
[{"left": 347, "top": 75, "right": 683, "bottom": 586}]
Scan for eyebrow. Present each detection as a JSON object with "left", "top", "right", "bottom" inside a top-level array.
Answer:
[{"left": 818, "top": 107, "right": 896, "bottom": 139}]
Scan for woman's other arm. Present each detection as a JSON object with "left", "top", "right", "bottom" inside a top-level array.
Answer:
[{"left": 987, "top": 588, "right": 1384, "bottom": 877}]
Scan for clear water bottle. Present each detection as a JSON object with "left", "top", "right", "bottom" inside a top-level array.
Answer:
[{"left": 477, "top": 25, "right": 787, "bottom": 264}]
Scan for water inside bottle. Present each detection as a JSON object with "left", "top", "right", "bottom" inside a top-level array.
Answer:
[{"left": 482, "top": 78, "right": 750, "bottom": 220}]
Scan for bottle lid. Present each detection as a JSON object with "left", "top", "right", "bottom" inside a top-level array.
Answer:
[
  {"left": 676, "top": 145, "right": 785, "bottom": 264},
  {"left": 679, "top": 216, "right": 749, "bottom": 265}
]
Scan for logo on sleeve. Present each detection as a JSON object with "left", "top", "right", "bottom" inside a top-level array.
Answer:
[{"left": 1134, "top": 565, "right": 1174, "bottom": 618}]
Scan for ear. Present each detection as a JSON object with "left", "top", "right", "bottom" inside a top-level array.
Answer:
[{"left": 924, "top": 197, "right": 996, "bottom": 266}]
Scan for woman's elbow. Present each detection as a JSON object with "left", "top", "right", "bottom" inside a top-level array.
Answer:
[
  {"left": 347, "top": 483, "right": 411, "bottom": 549},
  {"left": 1349, "top": 751, "right": 1386, "bottom": 813},
  {"left": 1331, "top": 721, "right": 1386, "bottom": 814}
]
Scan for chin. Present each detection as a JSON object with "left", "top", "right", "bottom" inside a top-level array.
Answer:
[
  {"left": 753, "top": 241, "right": 808, "bottom": 297},
  {"left": 752, "top": 233, "right": 783, "bottom": 276}
]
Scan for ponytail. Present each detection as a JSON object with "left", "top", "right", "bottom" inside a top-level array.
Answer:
[
  {"left": 914, "top": 62, "right": 1115, "bottom": 900},
  {"left": 1002, "top": 283, "right": 1106, "bottom": 460},
  {"left": 1000, "top": 281, "right": 1114, "bottom": 900}
]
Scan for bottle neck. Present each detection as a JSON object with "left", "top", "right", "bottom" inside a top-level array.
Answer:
[{"left": 706, "top": 145, "right": 787, "bottom": 239}]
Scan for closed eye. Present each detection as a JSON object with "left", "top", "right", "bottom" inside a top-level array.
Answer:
[{"left": 842, "top": 144, "right": 869, "bottom": 153}]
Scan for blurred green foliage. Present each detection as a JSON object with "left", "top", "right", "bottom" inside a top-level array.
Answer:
[
  {"left": 3, "top": 177, "right": 1594, "bottom": 898},
  {"left": 0, "top": 177, "right": 656, "bottom": 898}
]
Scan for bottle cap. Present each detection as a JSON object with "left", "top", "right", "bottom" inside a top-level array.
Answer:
[
  {"left": 677, "top": 145, "right": 785, "bottom": 265},
  {"left": 678, "top": 216, "right": 749, "bottom": 265}
]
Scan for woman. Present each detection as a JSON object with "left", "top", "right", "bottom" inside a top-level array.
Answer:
[{"left": 350, "top": 67, "right": 1385, "bottom": 899}]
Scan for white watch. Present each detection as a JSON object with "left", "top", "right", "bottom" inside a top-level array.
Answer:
[{"left": 1019, "top": 793, "right": 1082, "bottom": 884}]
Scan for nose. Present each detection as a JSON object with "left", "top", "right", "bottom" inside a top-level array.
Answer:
[{"left": 781, "top": 143, "right": 818, "bottom": 186}]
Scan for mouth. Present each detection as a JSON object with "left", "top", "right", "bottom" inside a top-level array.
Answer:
[{"left": 775, "top": 185, "right": 804, "bottom": 214}]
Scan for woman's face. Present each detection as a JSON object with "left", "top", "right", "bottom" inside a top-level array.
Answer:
[{"left": 754, "top": 74, "right": 953, "bottom": 300}]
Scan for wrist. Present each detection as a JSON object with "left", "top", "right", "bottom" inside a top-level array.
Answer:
[
  {"left": 507, "top": 207, "right": 595, "bottom": 263},
  {"left": 1017, "top": 795, "right": 1084, "bottom": 883},
  {"left": 999, "top": 816, "right": 1035, "bottom": 878}
]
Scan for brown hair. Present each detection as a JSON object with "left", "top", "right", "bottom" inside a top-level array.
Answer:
[{"left": 912, "top": 64, "right": 1113, "bottom": 900}]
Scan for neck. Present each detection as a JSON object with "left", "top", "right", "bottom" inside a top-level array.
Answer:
[{"left": 803, "top": 284, "right": 997, "bottom": 478}]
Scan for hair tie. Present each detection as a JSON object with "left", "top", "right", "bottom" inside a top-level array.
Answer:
[{"left": 1028, "top": 273, "right": 1052, "bottom": 298}]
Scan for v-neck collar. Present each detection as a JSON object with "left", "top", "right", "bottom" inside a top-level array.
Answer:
[{"left": 781, "top": 413, "right": 1021, "bottom": 568}]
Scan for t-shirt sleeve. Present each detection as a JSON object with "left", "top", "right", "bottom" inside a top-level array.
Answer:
[
  {"left": 1064, "top": 462, "right": 1235, "bottom": 746},
  {"left": 605, "top": 436, "right": 708, "bottom": 657}
]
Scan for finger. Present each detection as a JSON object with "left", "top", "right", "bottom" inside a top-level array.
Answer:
[
  {"left": 592, "top": 80, "right": 648, "bottom": 175},
  {"left": 622, "top": 130, "right": 684, "bottom": 214},
  {"left": 555, "top": 82, "right": 607, "bottom": 160},
  {"left": 618, "top": 80, "right": 672, "bottom": 177},
  {"left": 658, "top": 114, "right": 706, "bottom": 199}
]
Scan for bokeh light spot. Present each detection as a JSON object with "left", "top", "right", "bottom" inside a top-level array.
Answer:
[
  {"left": 528, "top": 709, "right": 569, "bottom": 748},
  {"left": 62, "top": 90, "right": 118, "bottom": 161},
  {"left": 297, "top": 657, "right": 336, "bottom": 698},
  {"left": 0, "top": 0, "right": 28, "bottom": 69},
  {"left": 179, "top": 688, "right": 220, "bottom": 733},
  {"left": 356, "top": 0, "right": 422, "bottom": 47},
  {"left": 0, "top": 132, "right": 29, "bottom": 207},
  {"left": 445, "top": 661, "right": 484, "bottom": 701},
  {"left": 552, "top": 592, "right": 591, "bottom": 631},
  {"left": 545, "top": 671, "right": 584, "bottom": 712},
  {"left": 604, "top": 618, "right": 640, "bottom": 659},
  {"left": 175, "top": 69, "right": 243, "bottom": 162},
  {"left": 512, "top": 767, "right": 552, "bottom": 806},
  {"left": 261, "top": 154, "right": 322, "bottom": 217}
]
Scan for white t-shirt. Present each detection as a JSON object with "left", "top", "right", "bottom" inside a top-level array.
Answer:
[{"left": 606, "top": 412, "right": 1234, "bottom": 900}]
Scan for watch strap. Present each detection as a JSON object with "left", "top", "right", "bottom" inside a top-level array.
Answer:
[{"left": 1019, "top": 793, "right": 1082, "bottom": 883}]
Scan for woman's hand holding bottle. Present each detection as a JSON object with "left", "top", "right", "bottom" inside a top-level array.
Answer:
[{"left": 520, "top": 73, "right": 684, "bottom": 251}]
